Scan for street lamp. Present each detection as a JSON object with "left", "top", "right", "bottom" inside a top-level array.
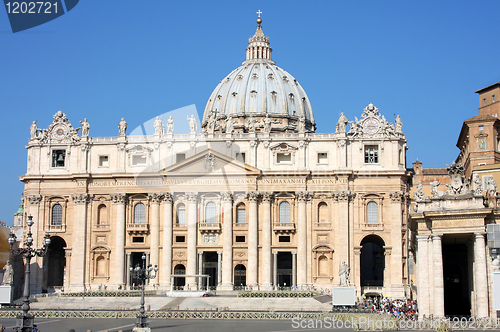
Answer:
[
  {"left": 129, "top": 253, "right": 158, "bottom": 330},
  {"left": 8, "top": 215, "right": 51, "bottom": 332}
]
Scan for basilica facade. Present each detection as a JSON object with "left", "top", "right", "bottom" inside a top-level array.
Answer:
[{"left": 20, "top": 19, "right": 410, "bottom": 298}]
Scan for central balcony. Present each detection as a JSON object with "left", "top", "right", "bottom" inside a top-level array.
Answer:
[
  {"left": 273, "top": 222, "right": 296, "bottom": 234},
  {"left": 127, "top": 223, "right": 149, "bottom": 235},
  {"left": 199, "top": 221, "right": 221, "bottom": 233}
]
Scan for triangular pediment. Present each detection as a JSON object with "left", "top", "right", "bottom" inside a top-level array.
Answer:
[{"left": 162, "top": 149, "right": 261, "bottom": 176}]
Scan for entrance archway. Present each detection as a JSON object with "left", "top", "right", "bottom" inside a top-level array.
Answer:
[
  {"left": 277, "top": 252, "right": 292, "bottom": 287},
  {"left": 443, "top": 243, "right": 471, "bottom": 316},
  {"left": 360, "top": 235, "right": 385, "bottom": 286},
  {"left": 234, "top": 264, "right": 246, "bottom": 286},
  {"left": 173, "top": 264, "right": 186, "bottom": 287},
  {"left": 202, "top": 252, "right": 218, "bottom": 288},
  {"left": 46, "top": 236, "right": 66, "bottom": 288}
]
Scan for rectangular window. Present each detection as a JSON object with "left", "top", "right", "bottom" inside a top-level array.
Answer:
[
  {"left": 493, "top": 95, "right": 496, "bottom": 103},
  {"left": 235, "top": 236, "right": 245, "bottom": 243},
  {"left": 132, "top": 236, "right": 144, "bottom": 243},
  {"left": 176, "top": 153, "right": 186, "bottom": 163},
  {"left": 364, "top": 145, "right": 378, "bottom": 163},
  {"left": 277, "top": 153, "right": 292, "bottom": 164},
  {"left": 484, "top": 98, "right": 487, "bottom": 107},
  {"left": 236, "top": 152, "right": 246, "bottom": 163},
  {"left": 52, "top": 150, "right": 66, "bottom": 167},
  {"left": 98, "top": 155, "right": 109, "bottom": 167},
  {"left": 279, "top": 236, "right": 291, "bottom": 242},
  {"left": 317, "top": 152, "right": 328, "bottom": 164},
  {"left": 236, "top": 208, "right": 246, "bottom": 223},
  {"left": 479, "top": 125, "right": 484, "bottom": 131},
  {"left": 177, "top": 209, "right": 186, "bottom": 225},
  {"left": 176, "top": 236, "right": 185, "bottom": 243},
  {"left": 132, "top": 155, "right": 147, "bottom": 166}
]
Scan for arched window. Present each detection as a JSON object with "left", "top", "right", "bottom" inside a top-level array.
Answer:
[
  {"left": 236, "top": 204, "right": 246, "bottom": 224},
  {"left": 205, "top": 201, "right": 216, "bottom": 224},
  {"left": 134, "top": 203, "right": 145, "bottom": 224},
  {"left": 367, "top": 201, "right": 378, "bottom": 224},
  {"left": 279, "top": 201, "right": 291, "bottom": 223},
  {"left": 51, "top": 204, "right": 62, "bottom": 225},
  {"left": 318, "top": 202, "right": 328, "bottom": 224},
  {"left": 177, "top": 204, "right": 186, "bottom": 226},
  {"left": 97, "top": 204, "right": 107, "bottom": 225}
]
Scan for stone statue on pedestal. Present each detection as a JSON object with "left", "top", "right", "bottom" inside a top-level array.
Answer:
[
  {"left": 339, "top": 261, "right": 350, "bottom": 286},
  {"left": 118, "top": 118, "right": 127, "bottom": 136},
  {"left": 187, "top": 115, "right": 197, "bottom": 134},
  {"left": 30, "top": 121, "right": 38, "bottom": 139},
  {"left": 2, "top": 260, "right": 13, "bottom": 286},
  {"left": 80, "top": 118, "right": 90, "bottom": 137},
  {"left": 167, "top": 116, "right": 174, "bottom": 134}
]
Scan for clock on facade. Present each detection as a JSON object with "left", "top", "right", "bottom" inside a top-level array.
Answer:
[
  {"left": 52, "top": 125, "right": 67, "bottom": 139},
  {"left": 363, "top": 119, "right": 379, "bottom": 134}
]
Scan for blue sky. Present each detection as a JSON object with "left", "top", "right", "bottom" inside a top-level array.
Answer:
[{"left": 0, "top": 1, "right": 498, "bottom": 224}]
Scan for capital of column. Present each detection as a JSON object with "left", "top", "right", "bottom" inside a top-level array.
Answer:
[
  {"left": 217, "top": 250, "right": 223, "bottom": 255},
  {"left": 333, "top": 190, "right": 356, "bottom": 201},
  {"left": 291, "top": 251, "right": 297, "bottom": 255},
  {"left": 163, "top": 192, "right": 173, "bottom": 203},
  {"left": 221, "top": 191, "right": 233, "bottom": 203},
  {"left": 475, "top": 232, "right": 486, "bottom": 239},
  {"left": 110, "top": 193, "right": 128, "bottom": 204},
  {"left": 432, "top": 233, "right": 443, "bottom": 240},
  {"left": 27, "top": 194, "right": 42, "bottom": 205},
  {"left": 389, "top": 191, "right": 404, "bottom": 202},
  {"left": 198, "top": 251, "right": 204, "bottom": 256},
  {"left": 261, "top": 192, "right": 274, "bottom": 203},
  {"left": 186, "top": 192, "right": 198, "bottom": 202},
  {"left": 148, "top": 192, "right": 163, "bottom": 204},
  {"left": 248, "top": 191, "right": 260, "bottom": 202},
  {"left": 71, "top": 193, "right": 92, "bottom": 205},
  {"left": 126, "top": 252, "right": 131, "bottom": 257},
  {"left": 296, "top": 191, "right": 311, "bottom": 202},
  {"left": 272, "top": 251, "right": 278, "bottom": 256}
]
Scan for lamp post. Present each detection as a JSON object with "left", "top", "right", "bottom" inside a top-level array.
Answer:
[
  {"left": 8, "top": 215, "right": 51, "bottom": 332},
  {"left": 129, "top": 253, "right": 158, "bottom": 330}
]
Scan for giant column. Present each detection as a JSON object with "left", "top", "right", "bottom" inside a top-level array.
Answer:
[
  {"left": 415, "top": 235, "right": 429, "bottom": 318},
  {"left": 474, "top": 233, "right": 489, "bottom": 317},
  {"left": 334, "top": 190, "right": 352, "bottom": 276},
  {"left": 297, "top": 191, "right": 309, "bottom": 286},
  {"left": 111, "top": 193, "right": 127, "bottom": 288},
  {"left": 432, "top": 233, "right": 445, "bottom": 317},
  {"left": 261, "top": 192, "right": 273, "bottom": 287},
  {"left": 71, "top": 193, "right": 90, "bottom": 292},
  {"left": 148, "top": 193, "right": 162, "bottom": 288},
  {"left": 161, "top": 193, "right": 173, "bottom": 289},
  {"left": 389, "top": 191, "right": 404, "bottom": 293},
  {"left": 247, "top": 192, "right": 259, "bottom": 288},
  {"left": 186, "top": 192, "right": 198, "bottom": 289},
  {"left": 221, "top": 192, "right": 233, "bottom": 290}
]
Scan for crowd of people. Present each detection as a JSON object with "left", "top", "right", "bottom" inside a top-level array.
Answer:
[{"left": 357, "top": 296, "right": 418, "bottom": 318}]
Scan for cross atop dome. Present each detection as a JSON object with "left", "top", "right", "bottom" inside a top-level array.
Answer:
[
  {"left": 256, "top": 10, "right": 262, "bottom": 25},
  {"left": 246, "top": 11, "right": 272, "bottom": 62}
]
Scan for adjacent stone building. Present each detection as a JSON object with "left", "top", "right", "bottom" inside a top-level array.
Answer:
[
  {"left": 20, "top": 18, "right": 410, "bottom": 298},
  {"left": 409, "top": 82, "right": 500, "bottom": 318}
]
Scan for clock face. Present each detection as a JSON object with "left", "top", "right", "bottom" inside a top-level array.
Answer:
[
  {"left": 363, "top": 119, "right": 379, "bottom": 134},
  {"left": 52, "top": 125, "right": 67, "bottom": 139}
]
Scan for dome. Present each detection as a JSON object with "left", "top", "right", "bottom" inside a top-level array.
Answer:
[{"left": 202, "top": 19, "right": 315, "bottom": 134}]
